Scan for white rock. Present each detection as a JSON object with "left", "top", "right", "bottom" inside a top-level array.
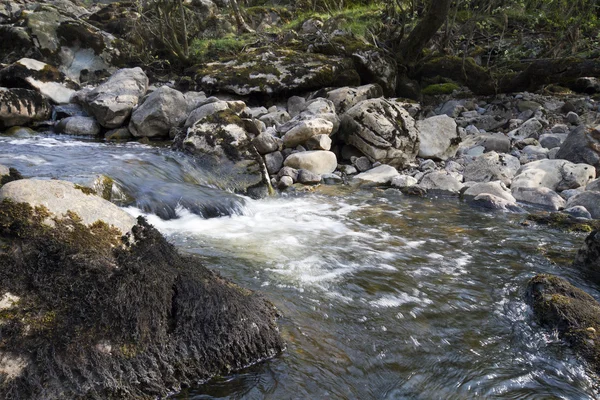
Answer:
[
  {"left": 283, "top": 150, "right": 337, "bottom": 175},
  {"left": 0, "top": 179, "right": 136, "bottom": 235},
  {"left": 282, "top": 118, "right": 333, "bottom": 147},
  {"left": 512, "top": 159, "right": 596, "bottom": 192},
  {"left": 416, "top": 115, "right": 460, "bottom": 160},
  {"left": 512, "top": 186, "right": 566, "bottom": 211},
  {"left": 353, "top": 165, "right": 399, "bottom": 184}
]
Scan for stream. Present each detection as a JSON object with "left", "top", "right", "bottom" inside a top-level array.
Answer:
[{"left": 1, "top": 132, "right": 599, "bottom": 399}]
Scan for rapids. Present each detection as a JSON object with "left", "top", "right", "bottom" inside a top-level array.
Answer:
[{"left": 1, "top": 133, "right": 598, "bottom": 399}]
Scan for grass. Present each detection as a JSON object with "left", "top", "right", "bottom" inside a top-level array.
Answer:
[{"left": 189, "top": 34, "right": 256, "bottom": 62}]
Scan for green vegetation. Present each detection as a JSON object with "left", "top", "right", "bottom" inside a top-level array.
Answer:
[
  {"left": 421, "top": 82, "right": 460, "bottom": 95},
  {"left": 189, "top": 34, "right": 255, "bottom": 62}
]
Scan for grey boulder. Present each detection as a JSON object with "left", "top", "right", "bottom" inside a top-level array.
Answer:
[
  {"left": 416, "top": 115, "right": 460, "bottom": 160},
  {"left": 129, "top": 86, "right": 187, "bottom": 138}
]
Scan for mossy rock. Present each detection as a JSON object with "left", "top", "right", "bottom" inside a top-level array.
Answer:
[
  {"left": 526, "top": 212, "right": 600, "bottom": 233},
  {"left": 191, "top": 47, "right": 359, "bottom": 96},
  {"left": 421, "top": 82, "right": 461, "bottom": 96},
  {"left": 414, "top": 56, "right": 495, "bottom": 95},
  {"left": 0, "top": 201, "right": 284, "bottom": 398},
  {"left": 526, "top": 274, "right": 600, "bottom": 374}
]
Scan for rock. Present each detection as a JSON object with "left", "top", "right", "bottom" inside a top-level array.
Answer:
[
  {"left": 340, "top": 98, "right": 419, "bottom": 168},
  {"left": 470, "top": 193, "right": 523, "bottom": 212},
  {"left": 0, "top": 58, "right": 78, "bottom": 104},
  {"left": 390, "top": 175, "right": 418, "bottom": 188},
  {"left": 339, "top": 165, "right": 358, "bottom": 175},
  {"left": 574, "top": 230, "right": 600, "bottom": 270},
  {"left": 0, "top": 164, "right": 9, "bottom": 177},
  {"left": 462, "top": 152, "right": 520, "bottom": 186},
  {"left": 552, "top": 124, "right": 569, "bottom": 134},
  {"left": 526, "top": 274, "right": 600, "bottom": 375},
  {"left": 193, "top": 49, "right": 359, "bottom": 96},
  {"left": 437, "top": 100, "right": 465, "bottom": 118},
  {"left": 287, "top": 96, "right": 305, "bottom": 118},
  {"left": 282, "top": 118, "right": 333, "bottom": 148},
  {"left": 0, "top": 87, "right": 51, "bottom": 128},
  {"left": 277, "top": 166, "right": 299, "bottom": 182},
  {"left": 297, "top": 169, "right": 321, "bottom": 185},
  {"left": 419, "top": 159, "right": 436, "bottom": 172},
  {"left": 174, "top": 109, "right": 271, "bottom": 198},
  {"left": 264, "top": 151, "right": 283, "bottom": 175},
  {"left": 564, "top": 206, "right": 592, "bottom": 219},
  {"left": 509, "top": 118, "right": 543, "bottom": 141},
  {"left": 566, "top": 111, "right": 581, "bottom": 125},
  {"left": 253, "top": 132, "right": 280, "bottom": 155},
  {"left": 556, "top": 125, "right": 600, "bottom": 168},
  {"left": 512, "top": 159, "right": 596, "bottom": 192},
  {"left": 0, "top": 179, "right": 135, "bottom": 235},
  {"left": 574, "top": 77, "right": 600, "bottom": 94},
  {"left": 512, "top": 187, "right": 566, "bottom": 211},
  {"left": 416, "top": 115, "right": 460, "bottom": 160},
  {"left": 352, "top": 156, "right": 372, "bottom": 172},
  {"left": 55, "top": 116, "right": 100, "bottom": 136},
  {"left": 306, "top": 134, "right": 332, "bottom": 151},
  {"left": 477, "top": 134, "right": 511, "bottom": 153},
  {"left": 105, "top": 127, "right": 132, "bottom": 141},
  {"left": 0, "top": 201, "right": 283, "bottom": 399},
  {"left": 463, "top": 181, "right": 515, "bottom": 202},
  {"left": 352, "top": 164, "right": 399, "bottom": 185},
  {"left": 587, "top": 178, "right": 600, "bottom": 192},
  {"left": 301, "top": 18, "right": 323, "bottom": 34},
  {"left": 278, "top": 175, "right": 293, "bottom": 189},
  {"left": 185, "top": 100, "right": 233, "bottom": 128},
  {"left": 322, "top": 173, "right": 343, "bottom": 185},
  {"left": 566, "top": 191, "right": 600, "bottom": 219},
  {"left": 418, "top": 171, "right": 463, "bottom": 195},
  {"left": 324, "top": 84, "right": 383, "bottom": 114},
  {"left": 183, "top": 91, "right": 207, "bottom": 112},
  {"left": 259, "top": 110, "right": 290, "bottom": 127},
  {"left": 283, "top": 151, "right": 337, "bottom": 175},
  {"left": 129, "top": 86, "right": 187, "bottom": 139},
  {"left": 82, "top": 68, "right": 149, "bottom": 129},
  {"left": 539, "top": 133, "right": 567, "bottom": 149}
]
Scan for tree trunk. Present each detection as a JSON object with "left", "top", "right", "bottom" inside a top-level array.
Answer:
[
  {"left": 230, "top": 0, "right": 255, "bottom": 34},
  {"left": 397, "top": 0, "right": 451, "bottom": 64}
]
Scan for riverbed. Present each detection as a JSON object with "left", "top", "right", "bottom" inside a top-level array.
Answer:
[{"left": 1, "top": 133, "right": 598, "bottom": 399}]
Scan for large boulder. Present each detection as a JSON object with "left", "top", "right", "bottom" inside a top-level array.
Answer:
[
  {"left": 0, "top": 58, "right": 78, "bottom": 104},
  {"left": 462, "top": 152, "right": 520, "bottom": 186},
  {"left": 173, "top": 109, "right": 271, "bottom": 198},
  {"left": 416, "top": 115, "right": 460, "bottom": 160},
  {"left": 511, "top": 159, "right": 596, "bottom": 192},
  {"left": 80, "top": 67, "right": 148, "bottom": 129},
  {"left": 340, "top": 98, "right": 419, "bottom": 168},
  {"left": 0, "top": 87, "right": 52, "bottom": 128},
  {"left": 129, "top": 86, "right": 187, "bottom": 138},
  {"left": 526, "top": 274, "right": 600, "bottom": 375},
  {"left": 191, "top": 48, "right": 359, "bottom": 96},
  {"left": 0, "top": 198, "right": 283, "bottom": 399},
  {"left": 322, "top": 84, "right": 383, "bottom": 114},
  {"left": 556, "top": 125, "right": 600, "bottom": 169},
  {"left": 0, "top": 179, "right": 135, "bottom": 235},
  {"left": 566, "top": 191, "right": 600, "bottom": 219},
  {"left": 185, "top": 99, "right": 245, "bottom": 128},
  {"left": 283, "top": 151, "right": 337, "bottom": 175}
]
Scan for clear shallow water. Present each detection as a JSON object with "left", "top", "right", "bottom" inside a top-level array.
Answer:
[{"left": 2, "top": 133, "right": 599, "bottom": 399}]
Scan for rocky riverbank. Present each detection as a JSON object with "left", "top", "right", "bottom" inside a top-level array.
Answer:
[{"left": 2, "top": 0, "right": 600, "bottom": 397}]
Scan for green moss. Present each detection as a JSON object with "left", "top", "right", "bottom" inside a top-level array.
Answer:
[
  {"left": 422, "top": 83, "right": 460, "bottom": 95},
  {"left": 74, "top": 184, "right": 95, "bottom": 195},
  {"left": 526, "top": 212, "right": 600, "bottom": 233}
]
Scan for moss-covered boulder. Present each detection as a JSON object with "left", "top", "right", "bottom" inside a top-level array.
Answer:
[
  {"left": 414, "top": 56, "right": 495, "bottom": 95},
  {"left": 190, "top": 48, "right": 359, "bottom": 96},
  {"left": 0, "top": 198, "right": 283, "bottom": 398},
  {"left": 173, "top": 109, "right": 272, "bottom": 198},
  {"left": 526, "top": 274, "right": 600, "bottom": 374},
  {"left": 574, "top": 230, "right": 600, "bottom": 274}
]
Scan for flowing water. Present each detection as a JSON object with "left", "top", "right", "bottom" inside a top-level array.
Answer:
[{"left": 2, "top": 133, "right": 599, "bottom": 399}]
